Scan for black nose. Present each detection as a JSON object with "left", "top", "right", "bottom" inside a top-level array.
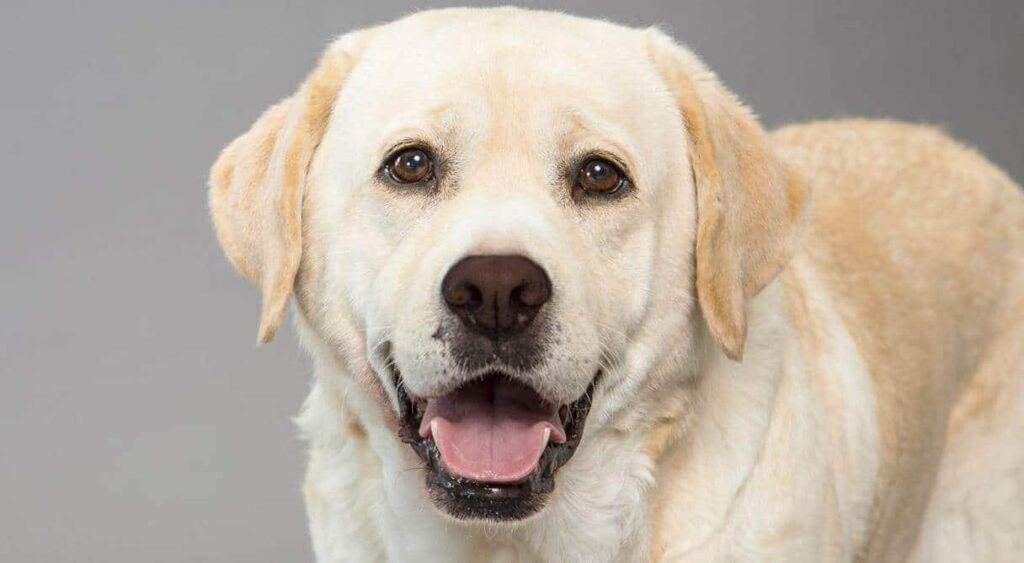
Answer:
[{"left": 441, "top": 255, "right": 552, "bottom": 339}]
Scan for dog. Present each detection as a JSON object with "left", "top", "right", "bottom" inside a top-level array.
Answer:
[{"left": 208, "top": 8, "right": 1024, "bottom": 561}]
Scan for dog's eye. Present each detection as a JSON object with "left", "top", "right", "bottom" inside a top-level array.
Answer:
[
  {"left": 577, "top": 158, "right": 625, "bottom": 195},
  {"left": 387, "top": 148, "right": 434, "bottom": 184}
]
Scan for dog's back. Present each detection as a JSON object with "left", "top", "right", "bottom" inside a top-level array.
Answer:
[{"left": 775, "top": 119, "right": 1024, "bottom": 561}]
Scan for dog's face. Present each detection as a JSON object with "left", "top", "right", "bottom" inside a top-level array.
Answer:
[
  {"left": 210, "top": 9, "right": 805, "bottom": 524},
  {"left": 307, "top": 14, "right": 691, "bottom": 520}
]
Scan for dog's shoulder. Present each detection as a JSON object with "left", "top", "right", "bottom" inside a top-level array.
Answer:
[
  {"left": 773, "top": 118, "right": 1022, "bottom": 374},
  {"left": 773, "top": 118, "right": 1024, "bottom": 558}
]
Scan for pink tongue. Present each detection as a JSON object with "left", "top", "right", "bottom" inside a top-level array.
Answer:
[{"left": 419, "top": 376, "right": 565, "bottom": 484}]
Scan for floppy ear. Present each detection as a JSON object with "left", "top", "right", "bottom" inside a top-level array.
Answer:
[
  {"left": 208, "top": 37, "right": 364, "bottom": 343},
  {"left": 647, "top": 30, "right": 809, "bottom": 361}
]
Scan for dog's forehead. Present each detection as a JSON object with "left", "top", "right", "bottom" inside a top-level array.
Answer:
[
  {"left": 337, "top": 11, "right": 673, "bottom": 154},
  {"left": 366, "top": 8, "right": 651, "bottom": 83}
]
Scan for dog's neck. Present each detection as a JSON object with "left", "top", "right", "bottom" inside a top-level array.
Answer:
[{"left": 296, "top": 283, "right": 795, "bottom": 562}]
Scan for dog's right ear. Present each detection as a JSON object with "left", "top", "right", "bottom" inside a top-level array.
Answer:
[{"left": 208, "top": 34, "right": 367, "bottom": 344}]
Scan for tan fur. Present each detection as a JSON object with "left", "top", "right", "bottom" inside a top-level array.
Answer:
[
  {"left": 209, "top": 39, "right": 364, "bottom": 343},
  {"left": 648, "top": 32, "right": 810, "bottom": 360},
  {"left": 768, "top": 120, "right": 1024, "bottom": 560}
]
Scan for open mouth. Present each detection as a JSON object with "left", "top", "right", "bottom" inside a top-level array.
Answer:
[{"left": 395, "top": 367, "right": 599, "bottom": 521}]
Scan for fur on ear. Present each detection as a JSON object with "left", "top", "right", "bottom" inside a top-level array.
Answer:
[
  {"left": 208, "top": 35, "right": 365, "bottom": 343},
  {"left": 647, "top": 29, "right": 809, "bottom": 361}
]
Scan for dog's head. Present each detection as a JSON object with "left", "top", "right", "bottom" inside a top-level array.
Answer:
[{"left": 209, "top": 8, "right": 805, "bottom": 523}]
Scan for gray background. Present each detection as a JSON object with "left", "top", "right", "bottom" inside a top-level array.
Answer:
[{"left": 2, "top": 0, "right": 1021, "bottom": 561}]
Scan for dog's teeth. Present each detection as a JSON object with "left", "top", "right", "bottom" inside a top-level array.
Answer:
[
  {"left": 430, "top": 419, "right": 439, "bottom": 440},
  {"left": 542, "top": 427, "right": 551, "bottom": 448}
]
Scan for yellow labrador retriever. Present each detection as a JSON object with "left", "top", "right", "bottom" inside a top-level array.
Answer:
[{"left": 208, "top": 8, "right": 1024, "bottom": 562}]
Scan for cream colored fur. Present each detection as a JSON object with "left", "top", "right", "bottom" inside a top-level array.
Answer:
[{"left": 208, "top": 8, "right": 1024, "bottom": 562}]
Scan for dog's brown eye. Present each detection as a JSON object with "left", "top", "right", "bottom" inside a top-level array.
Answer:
[
  {"left": 389, "top": 148, "right": 434, "bottom": 184},
  {"left": 577, "top": 158, "right": 624, "bottom": 194}
]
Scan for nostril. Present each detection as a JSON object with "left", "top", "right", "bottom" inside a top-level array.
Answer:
[
  {"left": 446, "top": 283, "right": 482, "bottom": 310},
  {"left": 515, "top": 279, "right": 550, "bottom": 309}
]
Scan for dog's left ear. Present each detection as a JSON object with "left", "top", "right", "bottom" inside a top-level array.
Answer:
[
  {"left": 208, "top": 34, "right": 367, "bottom": 343},
  {"left": 647, "top": 30, "right": 809, "bottom": 361}
]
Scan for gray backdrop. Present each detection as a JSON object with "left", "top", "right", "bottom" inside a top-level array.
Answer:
[{"left": 2, "top": 1, "right": 1021, "bottom": 561}]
